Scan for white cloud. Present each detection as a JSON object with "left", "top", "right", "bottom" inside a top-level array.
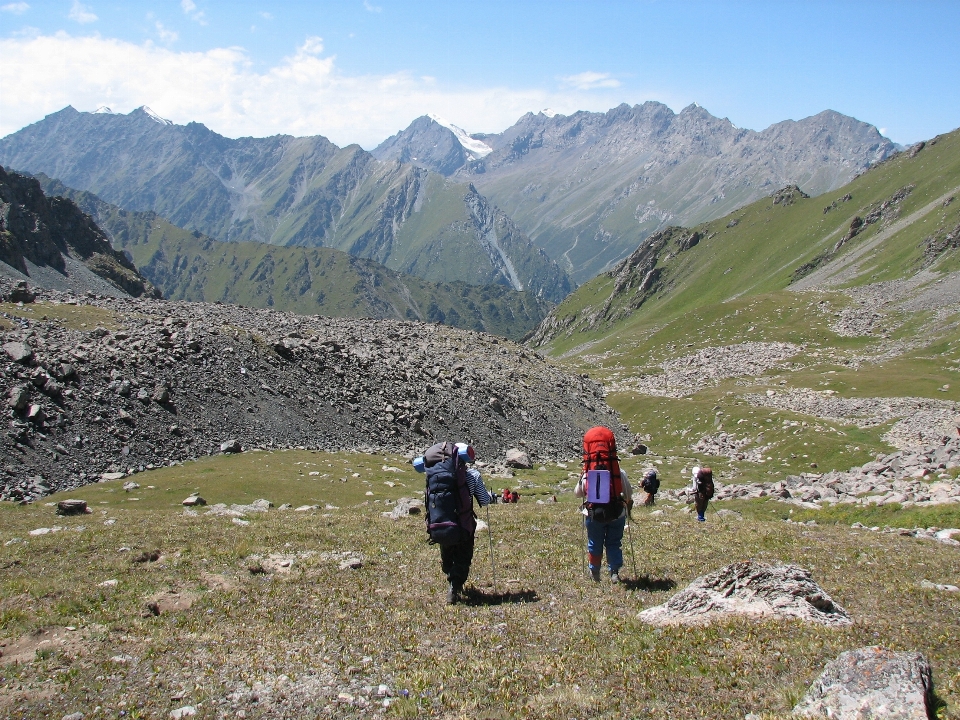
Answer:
[
  {"left": 363, "top": 1, "right": 382, "bottom": 12},
  {"left": 1, "top": 2, "right": 29, "bottom": 14},
  {"left": 180, "top": 0, "right": 206, "bottom": 25},
  {"left": 68, "top": 1, "right": 96, "bottom": 24},
  {"left": 0, "top": 32, "right": 635, "bottom": 148},
  {"left": 259, "top": 11, "right": 273, "bottom": 20},
  {"left": 155, "top": 20, "right": 178, "bottom": 44},
  {"left": 560, "top": 71, "right": 621, "bottom": 91}
]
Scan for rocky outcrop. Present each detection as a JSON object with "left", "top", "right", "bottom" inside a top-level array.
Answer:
[
  {"left": 666, "top": 434, "right": 960, "bottom": 515},
  {"left": 0, "top": 279, "right": 623, "bottom": 501},
  {"left": 0, "top": 166, "right": 158, "bottom": 298},
  {"left": 638, "top": 560, "right": 851, "bottom": 626},
  {"left": 793, "top": 647, "right": 933, "bottom": 719}
]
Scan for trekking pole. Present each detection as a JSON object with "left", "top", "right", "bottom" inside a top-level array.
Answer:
[
  {"left": 626, "top": 504, "right": 638, "bottom": 579},
  {"left": 581, "top": 510, "right": 589, "bottom": 578},
  {"left": 485, "top": 502, "right": 498, "bottom": 595}
]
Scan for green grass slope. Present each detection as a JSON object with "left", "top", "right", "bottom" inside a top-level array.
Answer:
[
  {"left": 1, "top": 452, "right": 957, "bottom": 718},
  {"left": 531, "top": 126, "right": 960, "bottom": 484},
  {"left": 35, "top": 176, "right": 552, "bottom": 340}
]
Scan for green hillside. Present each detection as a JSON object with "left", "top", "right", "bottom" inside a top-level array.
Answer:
[
  {"left": 37, "top": 177, "right": 551, "bottom": 340},
  {"left": 533, "top": 127, "right": 960, "bottom": 479}
]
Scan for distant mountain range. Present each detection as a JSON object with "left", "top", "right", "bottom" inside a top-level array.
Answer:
[
  {"left": 530, "top": 126, "right": 960, "bottom": 350},
  {"left": 31, "top": 175, "right": 551, "bottom": 340},
  {"left": 0, "top": 102, "right": 897, "bottom": 299},
  {"left": 0, "top": 106, "right": 571, "bottom": 303},
  {"left": 374, "top": 103, "right": 897, "bottom": 282}
]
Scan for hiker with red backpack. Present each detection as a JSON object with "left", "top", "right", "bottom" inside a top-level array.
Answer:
[
  {"left": 414, "top": 441, "right": 493, "bottom": 605},
  {"left": 575, "top": 426, "right": 633, "bottom": 583},
  {"left": 691, "top": 465, "right": 714, "bottom": 522}
]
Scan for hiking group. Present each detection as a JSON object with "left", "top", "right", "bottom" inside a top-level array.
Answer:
[{"left": 414, "top": 426, "right": 714, "bottom": 604}]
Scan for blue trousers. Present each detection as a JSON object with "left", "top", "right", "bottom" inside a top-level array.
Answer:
[{"left": 585, "top": 515, "right": 625, "bottom": 573}]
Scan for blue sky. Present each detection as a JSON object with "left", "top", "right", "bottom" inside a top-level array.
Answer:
[{"left": 1, "top": 0, "right": 958, "bottom": 148}]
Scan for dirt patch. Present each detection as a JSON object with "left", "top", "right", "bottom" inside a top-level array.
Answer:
[
  {"left": 144, "top": 590, "right": 198, "bottom": 616},
  {"left": 201, "top": 571, "right": 238, "bottom": 592},
  {"left": 0, "top": 625, "right": 90, "bottom": 665}
]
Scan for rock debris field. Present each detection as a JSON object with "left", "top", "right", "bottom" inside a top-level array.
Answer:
[{"left": 0, "top": 279, "right": 622, "bottom": 501}]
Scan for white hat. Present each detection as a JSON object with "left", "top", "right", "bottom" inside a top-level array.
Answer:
[{"left": 691, "top": 466, "right": 700, "bottom": 478}]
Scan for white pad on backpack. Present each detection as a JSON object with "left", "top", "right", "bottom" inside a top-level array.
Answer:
[{"left": 587, "top": 469, "right": 611, "bottom": 504}]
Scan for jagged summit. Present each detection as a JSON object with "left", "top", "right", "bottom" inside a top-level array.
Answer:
[{"left": 424, "top": 113, "right": 493, "bottom": 159}]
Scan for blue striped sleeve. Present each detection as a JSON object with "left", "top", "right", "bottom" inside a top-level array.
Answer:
[{"left": 466, "top": 468, "right": 492, "bottom": 506}]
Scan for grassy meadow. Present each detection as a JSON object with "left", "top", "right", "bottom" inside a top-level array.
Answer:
[{"left": 1, "top": 450, "right": 959, "bottom": 719}]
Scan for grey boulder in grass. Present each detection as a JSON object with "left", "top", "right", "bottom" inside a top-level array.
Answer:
[
  {"left": 638, "top": 560, "right": 851, "bottom": 626},
  {"left": 793, "top": 646, "right": 933, "bottom": 720}
]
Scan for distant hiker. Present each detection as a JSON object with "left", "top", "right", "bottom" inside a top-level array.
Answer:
[
  {"left": 691, "top": 466, "right": 714, "bottom": 522},
  {"left": 414, "top": 441, "right": 492, "bottom": 605},
  {"left": 640, "top": 468, "right": 659, "bottom": 506},
  {"left": 575, "top": 426, "right": 633, "bottom": 583}
]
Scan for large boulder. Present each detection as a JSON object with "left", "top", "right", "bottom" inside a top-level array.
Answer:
[
  {"left": 56, "top": 499, "right": 90, "bottom": 516},
  {"left": 793, "top": 646, "right": 933, "bottom": 719},
  {"left": 386, "top": 497, "right": 424, "bottom": 519},
  {"left": 505, "top": 448, "right": 532, "bottom": 469},
  {"left": 3, "top": 341, "right": 34, "bottom": 364},
  {"left": 639, "top": 560, "right": 851, "bottom": 626}
]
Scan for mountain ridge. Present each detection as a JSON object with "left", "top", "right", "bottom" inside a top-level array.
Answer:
[
  {"left": 375, "top": 103, "right": 896, "bottom": 283},
  {"left": 32, "top": 174, "right": 552, "bottom": 340},
  {"left": 0, "top": 166, "right": 159, "bottom": 299},
  {"left": 0, "top": 106, "right": 572, "bottom": 302}
]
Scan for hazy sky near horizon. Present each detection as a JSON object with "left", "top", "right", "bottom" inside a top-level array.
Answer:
[{"left": 0, "top": 0, "right": 957, "bottom": 148}]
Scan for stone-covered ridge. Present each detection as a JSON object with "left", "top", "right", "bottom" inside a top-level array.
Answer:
[
  {"left": 667, "top": 435, "right": 960, "bottom": 515},
  {"left": 1, "top": 279, "right": 623, "bottom": 501}
]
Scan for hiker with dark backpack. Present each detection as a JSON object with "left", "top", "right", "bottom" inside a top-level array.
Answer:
[
  {"left": 414, "top": 441, "right": 492, "bottom": 605},
  {"left": 691, "top": 465, "right": 714, "bottom": 522},
  {"left": 640, "top": 468, "right": 659, "bottom": 506},
  {"left": 575, "top": 426, "right": 633, "bottom": 583}
]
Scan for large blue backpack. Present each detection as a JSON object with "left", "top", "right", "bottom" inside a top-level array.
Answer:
[{"left": 423, "top": 441, "right": 477, "bottom": 546}]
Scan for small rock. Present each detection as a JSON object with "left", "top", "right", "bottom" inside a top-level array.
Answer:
[
  {"left": 919, "top": 579, "right": 959, "bottom": 592},
  {"left": 182, "top": 495, "right": 206, "bottom": 507},
  {"left": 220, "top": 439, "right": 242, "bottom": 454},
  {"left": 62, "top": 713, "right": 84, "bottom": 720},
  {"left": 123, "top": 481, "right": 140, "bottom": 492},
  {"left": 170, "top": 707, "right": 197, "bottom": 719}
]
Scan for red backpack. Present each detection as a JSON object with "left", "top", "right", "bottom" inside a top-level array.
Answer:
[{"left": 582, "top": 426, "right": 624, "bottom": 521}]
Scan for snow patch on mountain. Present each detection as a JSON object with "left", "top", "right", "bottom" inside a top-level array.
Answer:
[
  {"left": 426, "top": 113, "right": 492, "bottom": 159},
  {"left": 94, "top": 106, "right": 114, "bottom": 114},
  {"left": 539, "top": 108, "right": 557, "bottom": 118},
  {"left": 140, "top": 106, "right": 173, "bottom": 126}
]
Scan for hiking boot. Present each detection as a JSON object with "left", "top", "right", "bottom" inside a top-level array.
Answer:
[
  {"left": 446, "top": 582, "right": 461, "bottom": 605},
  {"left": 610, "top": 572, "right": 621, "bottom": 584},
  {"left": 697, "top": 515, "right": 706, "bottom": 522},
  {"left": 590, "top": 568, "right": 601, "bottom": 582}
]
